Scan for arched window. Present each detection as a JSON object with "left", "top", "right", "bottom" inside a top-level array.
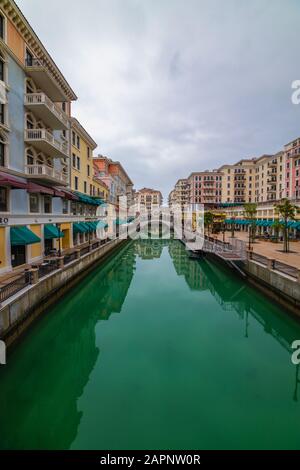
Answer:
[
  {"left": 26, "top": 148, "right": 35, "bottom": 165},
  {"left": 25, "top": 78, "right": 36, "bottom": 94}
]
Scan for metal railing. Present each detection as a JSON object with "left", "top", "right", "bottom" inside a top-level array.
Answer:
[
  {"left": 25, "top": 164, "right": 68, "bottom": 184},
  {"left": 0, "top": 239, "right": 112, "bottom": 303},
  {"left": 251, "top": 252, "right": 268, "bottom": 266},
  {"left": 38, "top": 261, "right": 58, "bottom": 278},
  {"left": 24, "top": 93, "right": 69, "bottom": 128},
  {"left": 24, "top": 129, "right": 69, "bottom": 156},
  {"left": 0, "top": 272, "right": 30, "bottom": 303},
  {"left": 64, "top": 252, "right": 77, "bottom": 265}
]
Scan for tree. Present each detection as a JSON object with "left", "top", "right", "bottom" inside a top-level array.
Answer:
[
  {"left": 271, "top": 219, "right": 283, "bottom": 243},
  {"left": 204, "top": 211, "right": 214, "bottom": 235},
  {"left": 274, "top": 199, "right": 299, "bottom": 253},
  {"left": 243, "top": 203, "right": 257, "bottom": 250}
]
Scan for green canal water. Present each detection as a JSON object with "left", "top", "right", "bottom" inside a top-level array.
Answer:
[{"left": 1, "top": 239, "right": 300, "bottom": 450}]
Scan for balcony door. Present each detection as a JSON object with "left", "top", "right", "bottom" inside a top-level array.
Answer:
[{"left": 11, "top": 245, "right": 26, "bottom": 268}]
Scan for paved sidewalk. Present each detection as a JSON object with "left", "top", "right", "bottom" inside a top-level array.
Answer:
[{"left": 211, "top": 231, "right": 300, "bottom": 269}]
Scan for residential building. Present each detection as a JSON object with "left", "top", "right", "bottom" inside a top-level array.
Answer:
[
  {"left": 218, "top": 160, "right": 255, "bottom": 204},
  {"left": 0, "top": 1, "right": 110, "bottom": 274},
  {"left": 284, "top": 137, "right": 300, "bottom": 200},
  {"left": 93, "top": 155, "right": 134, "bottom": 208},
  {"left": 188, "top": 171, "right": 222, "bottom": 205},
  {"left": 135, "top": 188, "right": 163, "bottom": 212}
]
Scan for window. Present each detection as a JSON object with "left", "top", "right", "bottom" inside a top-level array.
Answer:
[
  {"left": 72, "top": 131, "right": 76, "bottom": 146},
  {"left": 62, "top": 102, "right": 66, "bottom": 112},
  {"left": 87, "top": 164, "right": 90, "bottom": 176},
  {"left": 84, "top": 181, "right": 87, "bottom": 193},
  {"left": 71, "top": 202, "right": 77, "bottom": 215},
  {"left": 0, "top": 14, "right": 4, "bottom": 40},
  {"left": 0, "top": 52, "right": 4, "bottom": 82},
  {"left": 76, "top": 156, "right": 80, "bottom": 170},
  {"left": 62, "top": 199, "right": 68, "bottom": 214},
  {"left": 74, "top": 176, "right": 78, "bottom": 190},
  {"left": 72, "top": 153, "right": 76, "bottom": 168},
  {"left": 29, "top": 193, "right": 39, "bottom": 213},
  {"left": 0, "top": 141, "right": 4, "bottom": 166},
  {"left": 87, "top": 147, "right": 90, "bottom": 159},
  {"left": 0, "top": 186, "right": 8, "bottom": 211},
  {"left": 44, "top": 195, "right": 52, "bottom": 214},
  {"left": 0, "top": 103, "right": 4, "bottom": 124},
  {"left": 77, "top": 135, "right": 80, "bottom": 149},
  {"left": 25, "top": 49, "right": 33, "bottom": 66}
]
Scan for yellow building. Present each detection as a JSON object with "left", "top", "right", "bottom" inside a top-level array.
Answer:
[{"left": 70, "top": 117, "right": 97, "bottom": 196}]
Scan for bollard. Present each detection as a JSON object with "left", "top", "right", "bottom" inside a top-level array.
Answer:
[
  {"left": 29, "top": 268, "right": 39, "bottom": 285},
  {"left": 267, "top": 258, "right": 275, "bottom": 270}
]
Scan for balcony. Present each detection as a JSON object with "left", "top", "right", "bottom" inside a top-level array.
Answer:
[
  {"left": 267, "top": 169, "right": 277, "bottom": 176},
  {"left": 25, "top": 58, "right": 67, "bottom": 102},
  {"left": 25, "top": 93, "right": 69, "bottom": 130},
  {"left": 25, "top": 129, "right": 69, "bottom": 158},
  {"left": 268, "top": 160, "right": 277, "bottom": 167},
  {"left": 267, "top": 187, "right": 276, "bottom": 193},
  {"left": 25, "top": 164, "right": 68, "bottom": 186}
]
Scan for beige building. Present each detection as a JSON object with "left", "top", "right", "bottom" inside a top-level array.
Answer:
[
  {"left": 218, "top": 159, "right": 256, "bottom": 204},
  {"left": 135, "top": 188, "right": 163, "bottom": 212}
]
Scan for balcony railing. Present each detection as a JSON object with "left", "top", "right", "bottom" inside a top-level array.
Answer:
[
  {"left": 25, "top": 164, "right": 68, "bottom": 185},
  {"left": 25, "top": 93, "right": 69, "bottom": 130},
  {"left": 25, "top": 129, "right": 69, "bottom": 158}
]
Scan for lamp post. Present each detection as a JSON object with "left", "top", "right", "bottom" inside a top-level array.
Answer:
[{"left": 56, "top": 223, "right": 62, "bottom": 258}]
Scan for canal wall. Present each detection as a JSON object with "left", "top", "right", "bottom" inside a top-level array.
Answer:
[
  {"left": 245, "top": 258, "right": 300, "bottom": 317},
  {"left": 0, "top": 238, "right": 130, "bottom": 347}
]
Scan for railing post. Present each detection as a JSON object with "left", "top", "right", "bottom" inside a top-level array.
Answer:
[
  {"left": 57, "top": 256, "right": 64, "bottom": 269},
  {"left": 267, "top": 258, "right": 275, "bottom": 270},
  {"left": 75, "top": 248, "right": 81, "bottom": 260},
  {"left": 246, "top": 249, "right": 253, "bottom": 260},
  {"left": 29, "top": 268, "right": 39, "bottom": 285}
]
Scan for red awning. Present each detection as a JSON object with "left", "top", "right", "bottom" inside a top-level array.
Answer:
[
  {"left": 0, "top": 172, "right": 28, "bottom": 189},
  {"left": 53, "top": 188, "right": 65, "bottom": 197},
  {"left": 61, "top": 190, "right": 79, "bottom": 201},
  {"left": 27, "top": 182, "right": 54, "bottom": 195}
]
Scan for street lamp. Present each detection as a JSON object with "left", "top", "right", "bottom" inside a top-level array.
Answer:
[{"left": 56, "top": 223, "right": 62, "bottom": 258}]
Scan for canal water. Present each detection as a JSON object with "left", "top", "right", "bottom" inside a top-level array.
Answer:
[{"left": 1, "top": 239, "right": 300, "bottom": 450}]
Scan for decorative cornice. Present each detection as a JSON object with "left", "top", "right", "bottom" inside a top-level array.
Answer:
[
  {"left": 0, "top": 0, "right": 77, "bottom": 101},
  {"left": 71, "top": 117, "right": 97, "bottom": 149}
]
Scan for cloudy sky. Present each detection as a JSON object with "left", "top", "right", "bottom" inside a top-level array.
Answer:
[{"left": 16, "top": 0, "right": 300, "bottom": 199}]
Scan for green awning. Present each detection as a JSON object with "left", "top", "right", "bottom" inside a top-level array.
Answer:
[
  {"left": 73, "top": 222, "right": 87, "bottom": 234},
  {"left": 74, "top": 192, "right": 101, "bottom": 206},
  {"left": 44, "top": 224, "right": 64, "bottom": 239},
  {"left": 85, "top": 222, "right": 96, "bottom": 232},
  {"left": 10, "top": 226, "right": 41, "bottom": 246}
]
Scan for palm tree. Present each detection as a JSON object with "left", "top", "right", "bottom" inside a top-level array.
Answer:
[
  {"left": 204, "top": 211, "right": 214, "bottom": 235},
  {"left": 271, "top": 219, "right": 283, "bottom": 243},
  {"left": 243, "top": 203, "right": 257, "bottom": 250},
  {"left": 274, "top": 199, "right": 299, "bottom": 253}
]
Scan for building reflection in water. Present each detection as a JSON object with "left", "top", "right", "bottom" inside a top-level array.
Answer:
[
  {"left": 0, "top": 243, "right": 136, "bottom": 450},
  {"left": 0, "top": 239, "right": 299, "bottom": 450}
]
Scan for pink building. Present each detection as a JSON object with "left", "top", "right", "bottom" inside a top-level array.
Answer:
[
  {"left": 188, "top": 171, "right": 222, "bottom": 206},
  {"left": 284, "top": 137, "right": 300, "bottom": 200}
]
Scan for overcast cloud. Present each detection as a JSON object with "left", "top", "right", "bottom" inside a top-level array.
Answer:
[{"left": 16, "top": 0, "right": 300, "bottom": 199}]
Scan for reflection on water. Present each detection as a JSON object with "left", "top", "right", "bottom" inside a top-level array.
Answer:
[{"left": 0, "top": 240, "right": 300, "bottom": 450}]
